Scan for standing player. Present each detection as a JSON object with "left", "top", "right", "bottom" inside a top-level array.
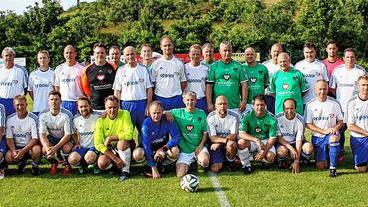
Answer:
[
  {"left": 39, "top": 91, "right": 74, "bottom": 176},
  {"left": 54, "top": 45, "right": 84, "bottom": 115},
  {"left": 275, "top": 99, "right": 313, "bottom": 173},
  {"left": 94, "top": 95, "right": 134, "bottom": 181},
  {"left": 151, "top": 36, "right": 187, "bottom": 110},
  {"left": 207, "top": 96, "right": 239, "bottom": 173},
  {"left": 166, "top": 91, "right": 209, "bottom": 177},
  {"left": 68, "top": 96, "right": 100, "bottom": 174},
  {"left": 269, "top": 53, "right": 308, "bottom": 115},
  {"left": 346, "top": 75, "right": 368, "bottom": 172},
  {"left": 206, "top": 41, "right": 248, "bottom": 116},
  {"left": 243, "top": 47, "right": 269, "bottom": 105},
  {"left": 330, "top": 48, "right": 367, "bottom": 158},
  {"left": 132, "top": 101, "right": 180, "bottom": 179},
  {"left": 295, "top": 42, "right": 329, "bottom": 104},
  {"left": 263, "top": 43, "right": 284, "bottom": 114},
  {"left": 28, "top": 50, "right": 55, "bottom": 116},
  {"left": 322, "top": 40, "right": 344, "bottom": 80},
  {"left": 140, "top": 44, "right": 154, "bottom": 74},
  {"left": 0, "top": 47, "right": 28, "bottom": 116},
  {"left": 305, "top": 80, "right": 343, "bottom": 177},
  {"left": 113, "top": 46, "right": 153, "bottom": 141},
  {"left": 109, "top": 46, "right": 124, "bottom": 68},
  {"left": 185, "top": 44, "right": 209, "bottom": 113},
  {"left": 5, "top": 95, "right": 41, "bottom": 176},
  {"left": 238, "top": 95, "right": 277, "bottom": 173},
  {"left": 201, "top": 43, "right": 214, "bottom": 67},
  {"left": 81, "top": 43, "right": 117, "bottom": 111}
]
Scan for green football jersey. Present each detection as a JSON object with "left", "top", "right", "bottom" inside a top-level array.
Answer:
[
  {"left": 243, "top": 63, "right": 269, "bottom": 104},
  {"left": 240, "top": 110, "right": 277, "bottom": 140},
  {"left": 171, "top": 108, "right": 207, "bottom": 153},
  {"left": 208, "top": 60, "right": 248, "bottom": 109},
  {"left": 269, "top": 68, "right": 308, "bottom": 115}
]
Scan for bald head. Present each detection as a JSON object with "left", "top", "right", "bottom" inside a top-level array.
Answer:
[
  {"left": 277, "top": 52, "right": 291, "bottom": 71},
  {"left": 245, "top": 47, "right": 256, "bottom": 65},
  {"left": 123, "top": 46, "right": 137, "bottom": 66}
]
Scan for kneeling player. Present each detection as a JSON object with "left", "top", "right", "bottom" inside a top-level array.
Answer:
[
  {"left": 5, "top": 95, "right": 41, "bottom": 176},
  {"left": 39, "top": 91, "right": 74, "bottom": 176},
  {"left": 132, "top": 101, "right": 180, "bottom": 179},
  {"left": 207, "top": 96, "right": 238, "bottom": 173},
  {"left": 238, "top": 95, "right": 277, "bottom": 173},
  {"left": 94, "top": 95, "right": 134, "bottom": 181},
  {"left": 305, "top": 80, "right": 343, "bottom": 177},
  {"left": 166, "top": 91, "right": 209, "bottom": 177},
  {"left": 275, "top": 99, "right": 313, "bottom": 173},
  {"left": 68, "top": 96, "right": 100, "bottom": 174},
  {"left": 346, "top": 75, "right": 368, "bottom": 172}
]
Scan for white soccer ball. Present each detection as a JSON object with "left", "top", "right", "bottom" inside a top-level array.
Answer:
[{"left": 180, "top": 174, "right": 199, "bottom": 193}]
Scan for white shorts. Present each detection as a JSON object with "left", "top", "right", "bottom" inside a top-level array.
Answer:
[
  {"left": 176, "top": 147, "right": 209, "bottom": 166},
  {"left": 250, "top": 139, "right": 276, "bottom": 154}
]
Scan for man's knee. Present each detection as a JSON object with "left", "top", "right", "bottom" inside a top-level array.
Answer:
[
  {"left": 237, "top": 139, "right": 250, "bottom": 150},
  {"left": 117, "top": 140, "right": 130, "bottom": 150},
  {"left": 176, "top": 163, "right": 188, "bottom": 178},
  {"left": 276, "top": 146, "right": 288, "bottom": 158},
  {"left": 62, "top": 143, "right": 73, "bottom": 154},
  {"left": 133, "top": 147, "right": 145, "bottom": 163},
  {"left": 226, "top": 140, "right": 237, "bottom": 157},
  {"left": 68, "top": 152, "right": 81, "bottom": 166},
  {"left": 5, "top": 151, "right": 13, "bottom": 163},
  {"left": 210, "top": 163, "right": 223, "bottom": 173},
  {"left": 302, "top": 142, "right": 314, "bottom": 155},
  {"left": 98, "top": 155, "right": 112, "bottom": 170},
  {"left": 84, "top": 151, "right": 97, "bottom": 164},
  {"left": 197, "top": 152, "right": 210, "bottom": 168},
  {"left": 266, "top": 151, "right": 276, "bottom": 163},
  {"left": 316, "top": 161, "right": 328, "bottom": 170},
  {"left": 168, "top": 147, "right": 179, "bottom": 160},
  {"left": 31, "top": 145, "right": 42, "bottom": 158}
]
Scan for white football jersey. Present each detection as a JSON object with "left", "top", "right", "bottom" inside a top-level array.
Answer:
[
  {"left": 184, "top": 63, "right": 208, "bottom": 99},
  {"left": 54, "top": 63, "right": 84, "bottom": 101},
  {"left": 73, "top": 112, "right": 99, "bottom": 148},
  {"left": 151, "top": 57, "right": 186, "bottom": 98},
  {"left": 28, "top": 68, "right": 55, "bottom": 112},
  {"left": 346, "top": 95, "right": 368, "bottom": 137},
  {"left": 262, "top": 60, "right": 279, "bottom": 79},
  {"left": 113, "top": 64, "right": 152, "bottom": 101},
  {"left": 6, "top": 112, "right": 38, "bottom": 148},
  {"left": 276, "top": 113, "right": 304, "bottom": 144},
  {"left": 39, "top": 108, "right": 73, "bottom": 139},
  {"left": 0, "top": 64, "right": 28, "bottom": 98},
  {"left": 305, "top": 97, "right": 343, "bottom": 137},
  {"left": 329, "top": 64, "right": 367, "bottom": 113},
  {"left": 295, "top": 59, "right": 329, "bottom": 103},
  {"left": 207, "top": 110, "right": 239, "bottom": 138}
]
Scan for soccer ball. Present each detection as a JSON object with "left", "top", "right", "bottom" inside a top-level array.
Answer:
[{"left": 180, "top": 174, "right": 199, "bottom": 193}]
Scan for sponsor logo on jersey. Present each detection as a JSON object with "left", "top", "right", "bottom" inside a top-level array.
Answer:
[
  {"left": 223, "top": 74, "right": 231, "bottom": 80},
  {"left": 160, "top": 74, "right": 175, "bottom": 78},
  {"left": 303, "top": 72, "right": 321, "bottom": 78},
  {"left": 61, "top": 78, "right": 75, "bottom": 83},
  {"left": 97, "top": 74, "right": 105, "bottom": 81},
  {"left": 312, "top": 116, "right": 329, "bottom": 121},
  {"left": 12, "top": 80, "right": 18, "bottom": 84},
  {"left": 358, "top": 115, "right": 368, "bottom": 121},
  {"left": 282, "top": 83, "right": 289, "bottom": 90},
  {"left": 186, "top": 125, "right": 194, "bottom": 132}
]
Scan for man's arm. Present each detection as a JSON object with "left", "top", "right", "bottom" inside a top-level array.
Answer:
[
  {"left": 114, "top": 90, "right": 121, "bottom": 100},
  {"left": 348, "top": 123, "right": 368, "bottom": 137},
  {"left": 239, "top": 82, "right": 248, "bottom": 112},
  {"left": 306, "top": 123, "right": 327, "bottom": 135},
  {"left": 180, "top": 81, "right": 187, "bottom": 92},
  {"left": 206, "top": 84, "right": 214, "bottom": 111}
]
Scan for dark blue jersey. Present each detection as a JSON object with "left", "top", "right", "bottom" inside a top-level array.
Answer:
[{"left": 141, "top": 117, "right": 180, "bottom": 167}]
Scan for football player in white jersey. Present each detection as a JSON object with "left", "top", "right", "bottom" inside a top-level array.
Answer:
[
  {"left": 151, "top": 36, "right": 187, "bottom": 110},
  {"left": 295, "top": 42, "right": 329, "bottom": 103},
  {"left": 5, "top": 95, "right": 41, "bottom": 176},
  {"left": 113, "top": 46, "right": 153, "bottom": 143},
  {"left": 207, "top": 96, "right": 239, "bottom": 173},
  {"left": 263, "top": 43, "right": 284, "bottom": 114},
  {"left": 346, "top": 75, "right": 368, "bottom": 172},
  {"left": 329, "top": 48, "right": 367, "bottom": 161},
  {"left": 39, "top": 91, "right": 74, "bottom": 176},
  {"left": 305, "top": 80, "right": 343, "bottom": 177},
  {"left": 0, "top": 47, "right": 28, "bottom": 116},
  {"left": 68, "top": 96, "right": 100, "bottom": 174},
  {"left": 185, "top": 44, "right": 209, "bottom": 113},
  {"left": 275, "top": 98, "right": 313, "bottom": 173},
  {"left": 28, "top": 50, "right": 55, "bottom": 116},
  {"left": 54, "top": 45, "right": 85, "bottom": 115}
]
